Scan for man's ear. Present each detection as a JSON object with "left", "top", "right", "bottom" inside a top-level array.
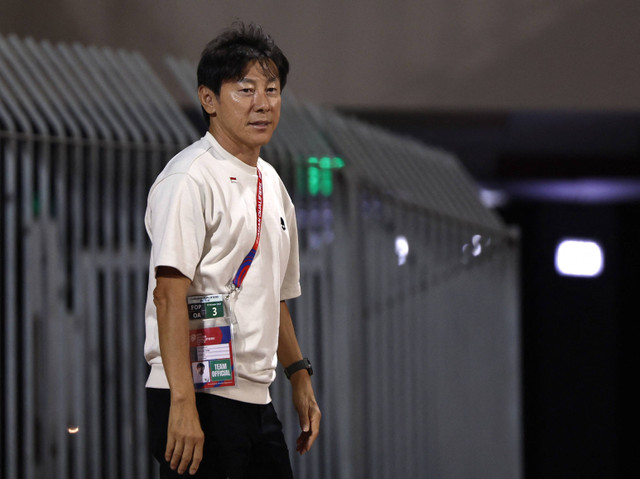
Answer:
[{"left": 198, "top": 85, "right": 217, "bottom": 117}]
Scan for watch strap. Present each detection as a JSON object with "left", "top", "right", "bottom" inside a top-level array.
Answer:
[{"left": 284, "top": 358, "right": 313, "bottom": 379}]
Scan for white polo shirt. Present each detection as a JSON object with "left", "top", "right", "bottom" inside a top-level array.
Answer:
[{"left": 144, "top": 132, "right": 301, "bottom": 404}]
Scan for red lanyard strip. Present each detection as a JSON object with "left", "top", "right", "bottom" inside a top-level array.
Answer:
[{"left": 232, "top": 168, "right": 263, "bottom": 289}]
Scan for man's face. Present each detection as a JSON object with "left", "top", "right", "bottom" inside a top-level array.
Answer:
[
  {"left": 197, "top": 365, "right": 204, "bottom": 374},
  {"left": 206, "top": 60, "right": 281, "bottom": 162}
]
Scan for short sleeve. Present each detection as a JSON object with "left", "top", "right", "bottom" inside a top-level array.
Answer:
[
  {"left": 280, "top": 195, "right": 302, "bottom": 301},
  {"left": 146, "top": 173, "right": 206, "bottom": 281}
]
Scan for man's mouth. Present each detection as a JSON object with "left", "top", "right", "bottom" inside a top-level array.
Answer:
[{"left": 249, "top": 120, "right": 270, "bottom": 127}]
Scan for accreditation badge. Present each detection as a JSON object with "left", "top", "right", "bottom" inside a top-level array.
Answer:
[{"left": 187, "top": 294, "right": 237, "bottom": 389}]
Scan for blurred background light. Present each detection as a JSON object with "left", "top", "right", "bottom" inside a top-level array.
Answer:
[
  {"left": 302, "top": 157, "right": 345, "bottom": 197},
  {"left": 395, "top": 236, "right": 409, "bottom": 266},
  {"left": 555, "top": 239, "right": 604, "bottom": 277}
]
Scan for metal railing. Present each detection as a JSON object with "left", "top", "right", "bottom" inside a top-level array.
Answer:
[
  {"left": 1, "top": 35, "right": 521, "bottom": 479},
  {"left": 0, "top": 34, "right": 197, "bottom": 479}
]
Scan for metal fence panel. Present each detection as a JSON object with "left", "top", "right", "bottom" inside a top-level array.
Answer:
[{"left": 0, "top": 34, "right": 198, "bottom": 479}]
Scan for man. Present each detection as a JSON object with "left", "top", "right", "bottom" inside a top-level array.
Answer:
[
  {"left": 193, "top": 363, "right": 208, "bottom": 385},
  {"left": 144, "top": 22, "right": 321, "bottom": 478}
]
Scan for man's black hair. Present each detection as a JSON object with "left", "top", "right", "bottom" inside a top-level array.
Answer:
[{"left": 197, "top": 22, "right": 290, "bottom": 126}]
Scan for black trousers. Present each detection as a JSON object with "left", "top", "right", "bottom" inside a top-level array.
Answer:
[{"left": 147, "top": 388, "right": 294, "bottom": 479}]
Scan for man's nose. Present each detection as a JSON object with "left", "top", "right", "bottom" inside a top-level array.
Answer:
[{"left": 253, "top": 89, "right": 271, "bottom": 111}]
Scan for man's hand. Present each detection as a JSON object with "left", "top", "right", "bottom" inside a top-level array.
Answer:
[
  {"left": 277, "top": 301, "right": 321, "bottom": 454},
  {"left": 165, "top": 397, "right": 205, "bottom": 475},
  {"left": 290, "top": 372, "right": 321, "bottom": 454},
  {"left": 154, "top": 267, "right": 204, "bottom": 474}
]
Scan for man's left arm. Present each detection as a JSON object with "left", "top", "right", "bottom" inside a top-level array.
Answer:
[{"left": 277, "top": 300, "right": 321, "bottom": 455}]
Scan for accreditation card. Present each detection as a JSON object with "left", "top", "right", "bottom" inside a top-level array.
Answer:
[{"left": 187, "top": 294, "right": 237, "bottom": 389}]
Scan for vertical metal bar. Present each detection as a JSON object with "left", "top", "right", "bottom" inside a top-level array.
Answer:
[
  {"left": 384, "top": 200, "right": 397, "bottom": 479},
  {"left": 318, "top": 231, "right": 332, "bottom": 479},
  {"left": 0, "top": 77, "right": 20, "bottom": 479},
  {"left": 363, "top": 194, "right": 379, "bottom": 478},
  {"left": 426, "top": 216, "right": 442, "bottom": 478},
  {"left": 132, "top": 131, "right": 153, "bottom": 479},
  {"left": 395, "top": 203, "right": 409, "bottom": 477},
  {"left": 406, "top": 207, "right": 420, "bottom": 478},
  {"left": 413, "top": 213, "right": 428, "bottom": 476},
  {"left": 328, "top": 177, "right": 360, "bottom": 478}
]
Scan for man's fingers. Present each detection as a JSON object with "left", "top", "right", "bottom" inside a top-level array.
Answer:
[
  {"left": 296, "top": 430, "right": 309, "bottom": 454},
  {"left": 296, "top": 426, "right": 318, "bottom": 454},
  {"left": 299, "top": 416, "right": 310, "bottom": 433},
  {"left": 189, "top": 440, "right": 204, "bottom": 475},
  {"left": 169, "top": 439, "right": 184, "bottom": 470},
  {"left": 165, "top": 435, "right": 176, "bottom": 463},
  {"left": 306, "top": 433, "right": 319, "bottom": 451},
  {"left": 295, "top": 405, "right": 321, "bottom": 454},
  {"left": 306, "top": 414, "right": 320, "bottom": 449},
  {"left": 295, "top": 409, "right": 310, "bottom": 452},
  {"left": 167, "top": 435, "right": 204, "bottom": 474},
  {"left": 165, "top": 403, "right": 205, "bottom": 473},
  {"left": 177, "top": 442, "right": 194, "bottom": 475},
  {"left": 169, "top": 439, "right": 201, "bottom": 475}
]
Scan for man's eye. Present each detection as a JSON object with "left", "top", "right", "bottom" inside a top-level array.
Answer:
[{"left": 240, "top": 88, "right": 253, "bottom": 93}]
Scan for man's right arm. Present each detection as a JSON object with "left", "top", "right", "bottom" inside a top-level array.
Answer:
[{"left": 153, "top": 266, "right": 204, "bottom": 476}]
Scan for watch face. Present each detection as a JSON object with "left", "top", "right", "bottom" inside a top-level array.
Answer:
[{"left": 303, "top": 359, "right": 313, "bottom": 376}]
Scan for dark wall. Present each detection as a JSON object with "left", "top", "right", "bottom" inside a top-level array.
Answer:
[
  {"left": 500, "top": 200, "right": 638, "bottom": 478},
  {"left": 1, "top": 0, "right": 639, "bottom": 110}
]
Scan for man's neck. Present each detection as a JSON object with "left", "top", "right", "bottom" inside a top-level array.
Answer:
[{"left": 209, "top": 127, "right": 260, "bottom": 167}]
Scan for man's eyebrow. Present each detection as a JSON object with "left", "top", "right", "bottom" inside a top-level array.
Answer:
[{"left": 237, "top": 76, "right": 279, "bottom": 84}]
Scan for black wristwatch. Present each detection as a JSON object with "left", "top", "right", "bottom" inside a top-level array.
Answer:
[{"left": 284, "top": 358, "right": 313, "bottom": 380}]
